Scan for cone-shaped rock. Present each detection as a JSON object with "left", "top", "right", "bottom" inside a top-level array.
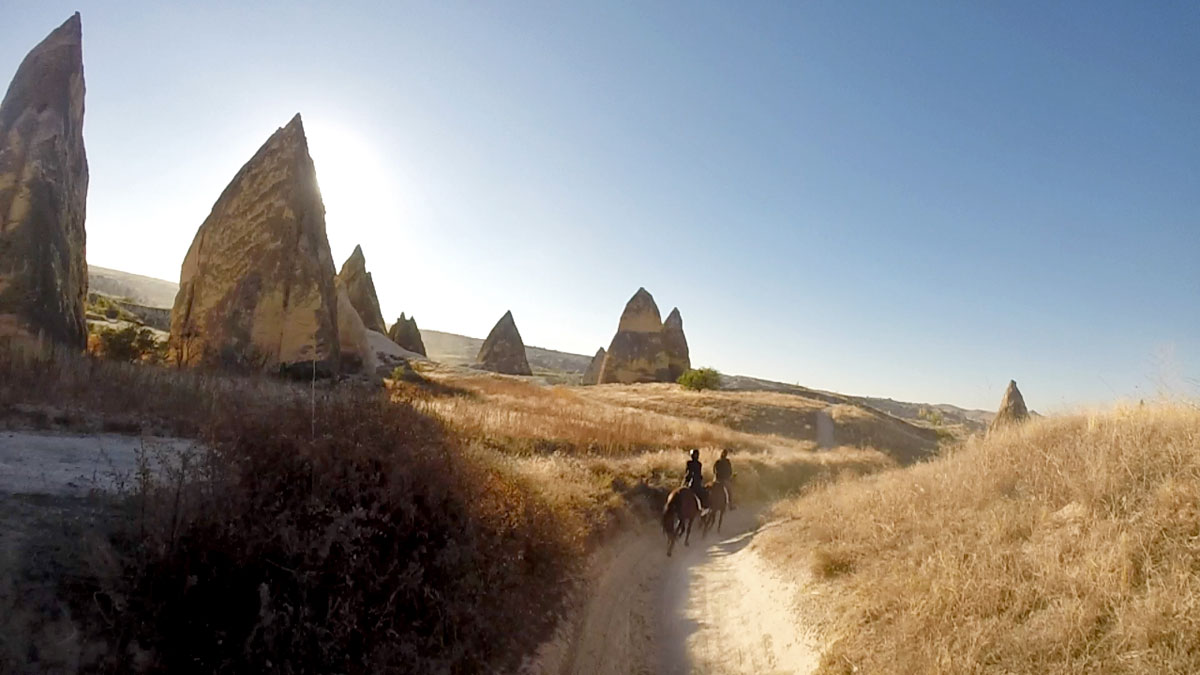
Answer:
[
  {"left": 0, "top": 14, "right": 88, "bottom": 350},
  {"left": 599, "top": 288, "right": 671, "bottom": 384},
  {"left": 989, "top": 380, "right": 1029, "bottom": 431},
  {"left": 581, "top": 347, "right": 605, "bottom": 385},
  {"left": 335, "top": 279, "right": 371, "bottom": 373},
  {"left": 168, "top": 114, "right": 340, "bottom": 375},
  {"left": 387, "top": 312, "right": 426, "bottom": 356},
  {"left": 663, "top": 307, "right": 690, "bottom": 381},
  {"left": 476, "top": 310, "right": 531, "bottom": 376},
  {"left": 337, "top": 245, "right": 387, "bottom": 334}
]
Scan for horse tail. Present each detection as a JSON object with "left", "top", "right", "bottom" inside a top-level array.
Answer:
[{"left": 662, "top": 491, "right": 677, "bottom": 536}]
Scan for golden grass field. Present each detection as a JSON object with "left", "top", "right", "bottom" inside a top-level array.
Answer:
[{"left": 758, "top": 403, "right": 1200, "bottom": 674}]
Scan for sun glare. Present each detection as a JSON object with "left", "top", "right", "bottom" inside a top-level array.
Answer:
[{"left": 304, "top": 119, "right": 399, "bottom": 247}]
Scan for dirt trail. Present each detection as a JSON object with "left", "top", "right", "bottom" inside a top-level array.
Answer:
[{"left": 540, "top": 507, "right": 822, "bottom": 675}]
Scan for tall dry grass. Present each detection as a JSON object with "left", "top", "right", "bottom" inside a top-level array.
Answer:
[
  {"left": 401, "top": 374, "right": 812, "bottom": 456},
  {"left": 759, "top": 403, "right": 1200, "bottom": 674}
]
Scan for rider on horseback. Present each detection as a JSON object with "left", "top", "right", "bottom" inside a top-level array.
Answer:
[
  {"left": 683, "top": 449, "right": 708, "bottom": 509},
  {"left": 714, "top": 448, "right": 735, "bottom": 511}
]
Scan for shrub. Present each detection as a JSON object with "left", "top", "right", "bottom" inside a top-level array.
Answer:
[
  {"left": 69, "top": 390, "right": 576, "bottom": 673},
  {"left": 678, "top": 367, "right": 722, "bottom": 391},
  {"left": 94, "top": 325, "right": 165, "bottom": 363}
]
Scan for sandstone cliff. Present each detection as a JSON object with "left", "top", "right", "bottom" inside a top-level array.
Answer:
[
  {"left": 598, "top": 288, "right": 674, "bottom": 384},
  {"left": 388, "top": 313, "right": 426, "bottom": 356},
  {"left": 662, "top": 307, "right": 691, "bottom": 382},
  {"left": 581, "top": 347, "right": 605, "bottom": 385},
  {"left": 337, "top": 245, "right": 387, "bottom": 334},
  {"left": 989, "top": 380, "right": 1030, "bottom": 431},
  {"left": 0, "top": 14, "right": 88, "bottom": 349},
  {"left": 476, "top": 310, "right": 532, "bottom": 376},
  {"left": 169, "top": 114, "right": 340, "bottom": 375}
]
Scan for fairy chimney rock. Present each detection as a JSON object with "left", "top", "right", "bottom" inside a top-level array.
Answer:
[
  {"left": 476, "top": 310, "right": 532, "bottom": 376},
  {"left": 337, "top": 245, "right": 387, "bottom": 334},
  {"left": 581, "top": 347, "right": 606, "bottom": 385},
  {"left": 168, "top": 114, "right": 341, "bottom": 375},
  {"left": 387, "top": 312, "right": 426, "bottom": 356},
  {"left": 598, "top": 287, "right": 673, "bottom": 384},
  {"left": 989, "top": 380, "right": 1030, "bottom": 431},
  {"left": 335, "top": 279, "right": 372, "bottom": 373},
  {"left": 0, "top": 13, "right": 88, "bottom": 349},
  {"left": 662, "top": 307, "right": 691, "bottom": 381}
]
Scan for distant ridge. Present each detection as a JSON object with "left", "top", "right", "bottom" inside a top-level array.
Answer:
[
  {"left": 83, "top": 265, "right": 993, "bottom": 424},
  {"left": 88, "top": 265, "right": 180, "bottom": 308}
]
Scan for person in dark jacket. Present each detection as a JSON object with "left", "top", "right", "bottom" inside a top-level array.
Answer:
[
  {"left": 714, "top": 448, "right": 735, "bottom": 510},
  {"left": 683, "top": 448, "right": 707, "bottom": 508}
]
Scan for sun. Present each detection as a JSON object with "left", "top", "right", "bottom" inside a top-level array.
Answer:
[{"left": 303, "top": 118, "right": 399, "bottom": 244}]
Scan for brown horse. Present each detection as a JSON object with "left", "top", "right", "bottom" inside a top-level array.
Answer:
[
  {"left": 701, "top": 480, "right": 729, "bottom": 536},
  {"left": 662, "top": 486, "right": 702, "bottom": 556}
]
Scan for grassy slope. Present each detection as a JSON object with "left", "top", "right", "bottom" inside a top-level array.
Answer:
[{"left": 758, "top": 404, "right": 1200, "bottom": 674}]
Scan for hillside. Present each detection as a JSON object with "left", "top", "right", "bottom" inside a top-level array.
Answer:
[
  {"left": 758, "top": 404, "right": 1200, "bottom": 673},
  {"left": 88, "top": 265, "right": 179, "bottom": 308},
  {"left": 422, "top": 329, "right": 594, "bottom": 374}
]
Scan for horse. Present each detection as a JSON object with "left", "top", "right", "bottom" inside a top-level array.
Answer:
[
  {"left": 701, "top": 480, "right": 729, "bottom": 536},
  {"left": 662, "top": 486, "right": 702, "bottom": 556}
]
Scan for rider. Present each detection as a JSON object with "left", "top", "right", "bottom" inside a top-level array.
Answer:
[
  {"left": 714, "top": 448, "right": 735, "bottom": 511},
  {"left": 683, "top": 448, "right": 708, "bottom": 508}
]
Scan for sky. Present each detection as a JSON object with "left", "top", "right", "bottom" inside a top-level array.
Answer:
[{"left": 3, "top": 2, "right": 1197, "bottom": 411}]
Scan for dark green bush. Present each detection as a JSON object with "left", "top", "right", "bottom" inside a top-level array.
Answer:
[
  {"left": 95, "top": 324, "right": 165, "bottom": 363},
  {"left": 678, "top": 367, "right": 722, "bottom": 391}
]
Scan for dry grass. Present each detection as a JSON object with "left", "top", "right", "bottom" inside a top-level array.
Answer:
[
  {"left": 402, "top": 373, "right": 815, "bottom": 456},
  {"left": 758, "top": 403, "right": 1200, "bottom": 674}
]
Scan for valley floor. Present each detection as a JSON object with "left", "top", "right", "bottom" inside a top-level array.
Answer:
[{"left": 531, "top": 507, "right": 823, "bottom": 675}]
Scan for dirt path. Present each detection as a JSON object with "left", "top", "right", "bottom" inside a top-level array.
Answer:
[
  {"left": 539, "top": 507, "right": 822, "bottom": 675},
  {"left": 0, "top": 430, "right": 194, "bottom": 496}
]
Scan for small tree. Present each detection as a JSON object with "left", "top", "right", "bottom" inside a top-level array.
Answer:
[
  {"left": 96, "top": 325, "right": 165, "bottom": 363},
  {"left": 678, "top": 367, "right": 721, "bottom": 391}
]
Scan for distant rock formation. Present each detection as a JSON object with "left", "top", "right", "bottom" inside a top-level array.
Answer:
[
  {"left": 476, "top": 310, "right": 532, "bottom": 376},
  {"left": 337, "top": 245, "right": 387, "bottom": 334},
  {"left": 581, "top": 348, "right": 605, "bottom": 385},
  {"left": 598, "top": 288, "right": 687, "bottom": 384},
  {"left": 662, "top": 307, "right": 690, "bottom": 382},
  {"left": 0, "top": 14, "right": 88, "bottom": 350},
  {"left": 169, "top": 114, "right": 341, "bottom": 375},
  {"left": 388, "top": 313, "right": 426, "bottom": 356},
  {"left": 989, "top": 380, "right": 1029, "bottom": 431}
]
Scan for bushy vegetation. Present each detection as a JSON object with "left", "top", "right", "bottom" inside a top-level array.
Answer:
[
  {"left": 65, "top": 390, "right": 575, "bottom": 673},
  {"left": 760, "top": 404, "right": 1200, "bottom": 674},
  {"left": 678, "top": 367, "right": 721, "bottom": 391},
  {"left": 90, "top": 324, "right": 166, "bottom": 363}
]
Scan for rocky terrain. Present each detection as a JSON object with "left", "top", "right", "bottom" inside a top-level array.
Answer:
[
  {"left": 0, "top": 14, "right": 88, "bottom": 350},
  {"left": 337, "top": 245, "right": 388, "bottom": 334},
  {"left": 596, "top": 288, "right": 687, "bottom": 384},
  {"left": 475, "top": 310, "right": 532, "bottom": 375},
  {"left": 989, "top": 379, "right": 1029, "bottom": 431},
  {"left": 388, "top": 313, "right": 426, "bottom": 356},
  {"left": 168, "top": 114, "right": 343, "bottom": 375}
]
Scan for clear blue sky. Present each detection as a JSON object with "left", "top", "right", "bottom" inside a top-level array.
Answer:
[{"left": 4, "top": 2, "right": 1197, "bottom": 411}]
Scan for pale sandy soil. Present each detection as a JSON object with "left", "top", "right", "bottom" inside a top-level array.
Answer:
[
  {"left": 0, "top": 431, "right": 194, "bottom": 496},
  {"left": 525, "top": 508, "right": 822, "bottom": 675}
]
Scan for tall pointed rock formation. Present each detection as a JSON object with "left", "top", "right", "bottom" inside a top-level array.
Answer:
[
  {"left": 388, "top": 312, "right": 426, "bottom": 356},
  {"left": 581, "top": 347, "right": 605, "bottom": 385},
  {"left": 476, "top": 310, "right": 532, "bottom": 376},
  {"left": 337, "top": 245, "right": 387, "bottom": 334},
  {"left": 598, "top": 288, "right": 673, "bottom": 384},
  {"left": 169, "top": 114, "right": 341, "bottom": 375},
  {"left": 0, "top": 14, "right": 88, "bottom": 349},
  {"left": 989, "top": 380, "right": 1029, "bottom": 431},
  {"left": 662, "top": 307, "right": 690, "bottom": 381}
]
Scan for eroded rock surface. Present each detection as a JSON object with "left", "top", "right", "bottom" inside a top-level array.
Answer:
[
  {"left": 581, "top": 347, "right": 605, "bottom": 385},
  {"left": 388, "top": 313, "right": 426, "bottom": 356},
  {"left": 337, "top": 245, "right": 387, "bottom": 334},
  {"left": 598, "top": 288, "right": 674, "bottom": 384},
  {"left": 476, "top": 310, "right": 532, "bottom": 376},
  {"left": 989, "top": 380, "right": 1030, "bottom": 431},
  {"left": 168, "top": 114, "right": 340, "bottom": 375},
  {"left": 663, "top": 307, "right": 690, "bottom": 382},
  {"left": 0, "top": 14, "right": 88, "bottom": 350}
]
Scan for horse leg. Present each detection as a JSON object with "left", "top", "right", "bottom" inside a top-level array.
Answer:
[
  {"left": 684, "top": 516, "right": 693, "bottom": 546},
  {"left": 718, "top": 507, "right": 724, "bottom": 533}
]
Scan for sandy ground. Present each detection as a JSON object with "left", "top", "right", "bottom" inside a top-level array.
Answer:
[
  {"left": 528, "top": 508, "right": 822, "bottom": 675},
  {"left": 0, "top": 430, "right": 196, "bottom": 497}
]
